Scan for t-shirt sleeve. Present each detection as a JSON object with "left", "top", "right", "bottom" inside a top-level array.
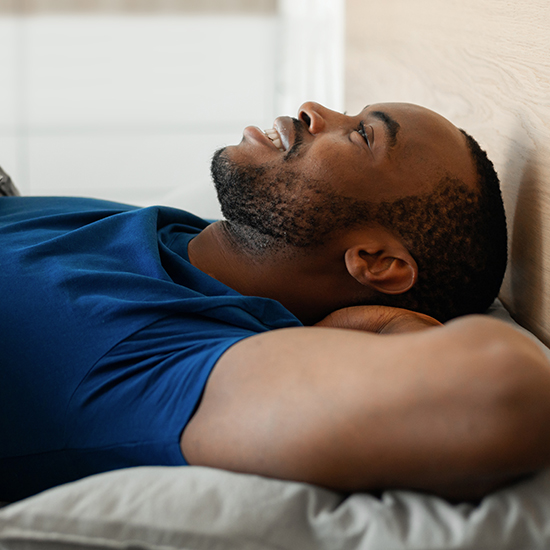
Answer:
[{"left": 64, "top": 314, "right": 258, "bottom": 475}]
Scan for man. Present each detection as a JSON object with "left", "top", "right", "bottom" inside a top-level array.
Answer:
[{"left": 1, "top": 102, "right": 549, "bottom": 503}]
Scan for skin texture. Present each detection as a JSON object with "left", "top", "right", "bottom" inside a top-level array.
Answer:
[{"left": 181, "top": 102, "right": 550, "bottom": 500}]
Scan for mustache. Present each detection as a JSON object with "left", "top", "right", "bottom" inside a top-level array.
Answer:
[{"left": 283, "top": 118, "right": 305, "bottom": 161}]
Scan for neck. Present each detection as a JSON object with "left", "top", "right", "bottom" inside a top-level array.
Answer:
[{"left": 187, "top": 221, "right": 352, "bottom": 325}]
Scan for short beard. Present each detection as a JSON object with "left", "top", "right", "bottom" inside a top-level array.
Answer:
[{"left": 211, "top": 148, "right": 372, "bottom": 254}]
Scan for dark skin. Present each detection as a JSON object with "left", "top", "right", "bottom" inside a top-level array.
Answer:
[
  {"left": 189, "top": 102, "right": 476, "bottom": 325},
  {"left": 181, "top": 102, "right": 550, "bottom": 500}
]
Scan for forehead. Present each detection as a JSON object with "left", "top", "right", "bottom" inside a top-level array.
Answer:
[
  {"left": 364, "top": 102, "right": 477, "bottom": 195},
  {"left": 364, "top": 102, "right": 457, "bottom": 131}
]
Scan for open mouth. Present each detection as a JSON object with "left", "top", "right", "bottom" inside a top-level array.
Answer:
[{"left": 263, "top": 128, "right": 285, "bottom": 152}]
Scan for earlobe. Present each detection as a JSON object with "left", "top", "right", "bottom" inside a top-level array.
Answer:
[{"left": 344, "top": 241, "right": 418, "bottom": 295}]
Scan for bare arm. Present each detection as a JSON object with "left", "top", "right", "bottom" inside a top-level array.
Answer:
[{"left": 181, "top": 315, "right": 550, "bottom": 500}]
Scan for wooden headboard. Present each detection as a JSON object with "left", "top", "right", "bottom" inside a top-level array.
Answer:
[{"left": 345, "top": 0, "right": 550, "bottom": 346}]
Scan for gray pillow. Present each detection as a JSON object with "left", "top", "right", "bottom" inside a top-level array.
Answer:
[{"left": 1, "top": 465, "right": 550, "bottom": 550}]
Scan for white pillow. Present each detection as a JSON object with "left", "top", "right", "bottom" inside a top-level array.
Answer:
[{"left": 1, "top": 300, "right": 550, "bottom": 550}]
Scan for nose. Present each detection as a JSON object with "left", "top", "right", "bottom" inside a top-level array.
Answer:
[{"left": 298, "top": 101, "right": 348, "bottom": 134}]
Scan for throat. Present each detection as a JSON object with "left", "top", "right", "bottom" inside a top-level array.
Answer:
[
  {"left": 221, "top": 221, "right": 281, "bottom": 258},
  {"left": 188, "top": 221, "right": 333, "bottom": 324},
  {"left": 224, "top": 222, "right": 315, "bottom": 266},
  {"left": 188, "top": 221, "right": 278, "bottom": 294}
]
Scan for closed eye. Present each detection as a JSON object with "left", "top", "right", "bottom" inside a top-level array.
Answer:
[{"left": 356, "top": 121, "right": 371, "bottom": 147}]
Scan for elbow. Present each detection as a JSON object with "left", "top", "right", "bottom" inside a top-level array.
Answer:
[{"left": 467, "top": 320, "right": 550, "bottom": 473}]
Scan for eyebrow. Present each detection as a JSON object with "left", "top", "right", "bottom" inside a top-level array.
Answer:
[{"left": 368, "top": 109, "right": 401, "bottom": 148}]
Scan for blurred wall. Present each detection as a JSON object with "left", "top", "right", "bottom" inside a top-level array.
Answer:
[
  {"left": 0, "top": 0, "right": 276, "bottom": 14},
  {"left": 0, "top": 1, "right": 279, "bottom": 218},
  {"left": 0, "top": 0, "right": 343, "bottom": 219}
]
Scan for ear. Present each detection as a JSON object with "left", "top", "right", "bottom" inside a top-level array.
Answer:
[{"left": 344, "top": 231, "right": 418, "bottom": 295}]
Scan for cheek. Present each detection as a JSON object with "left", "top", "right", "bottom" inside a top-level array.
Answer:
[
  {"left": 301, "top": 146, "right": 368, "bottom": 197},
  {"left": 303, "top": 141, "right": 351, "bottom": 175}
]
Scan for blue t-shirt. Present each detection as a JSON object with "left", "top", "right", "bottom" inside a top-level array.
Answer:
[{"left": 0, "top": 196, "right": 301, "bottom": 501}]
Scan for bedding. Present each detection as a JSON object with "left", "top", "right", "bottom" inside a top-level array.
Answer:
[{"left": 1, "top": 300, "right": 549, "bottom": 550}]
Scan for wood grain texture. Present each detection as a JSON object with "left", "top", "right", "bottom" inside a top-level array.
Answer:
[
  {"left": 0, "top": 0, "right": 276, "bottom": 14},
  {"left": 346, "top": 0, "right": 550, "bottom": 346}
]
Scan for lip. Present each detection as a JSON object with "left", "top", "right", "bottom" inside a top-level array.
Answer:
[
  {"left": 243, "top": 126, "right": 281, "bottom": 151},
  {"left": 273, "top": 116, "right": 296, "bottom": 151}
]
